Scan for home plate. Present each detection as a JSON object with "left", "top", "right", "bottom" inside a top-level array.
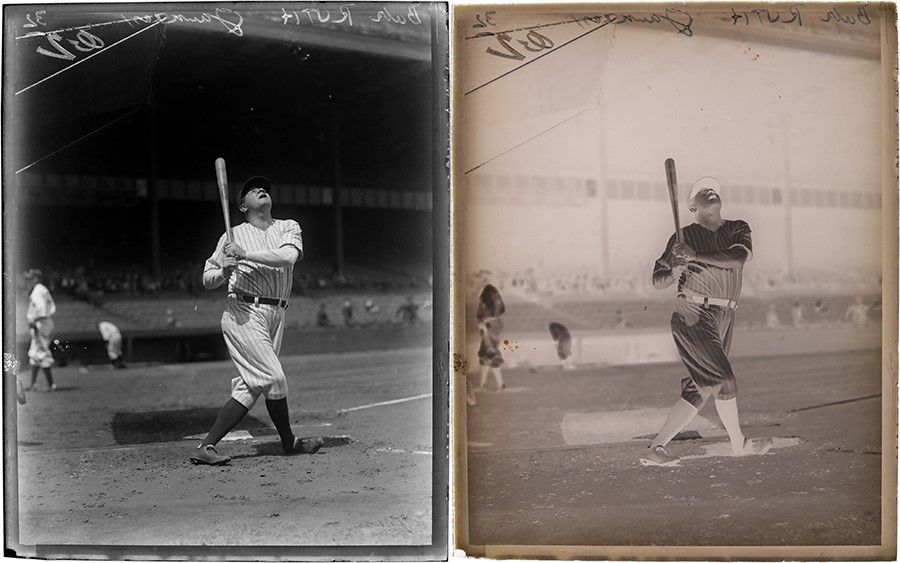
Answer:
[
  {"left": 680, "top": 437, "right": 801, "bottom": 461},
  {"left": 562, "top": 408, "right": 723, "bottom": 446},
  {"left": 182, "top": 430, "right": 254, "bottom": 442}
]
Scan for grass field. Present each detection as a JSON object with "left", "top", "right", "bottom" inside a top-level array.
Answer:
[
  {"left": 10, "top": 347, "right": 435, "bottom": 556},
  {"left": 461, "top": 348, "right": 889, "bottom": 556}
]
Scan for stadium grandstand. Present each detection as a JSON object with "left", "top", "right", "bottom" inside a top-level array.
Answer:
[
  {"left": 7, "top": 4, "right": 442, "bottom": 367},
  {"left": 457, "top": 4, "right": 887, "bottom": 369}
]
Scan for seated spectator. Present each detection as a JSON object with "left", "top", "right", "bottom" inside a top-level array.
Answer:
[
  {"left": 765, "top": 304, "right": 782, "bottom": 329},
  {"left": 316, "top": 303, "right": 332, "bottom": 328},
  {"left": 342, "top": 300, "right": 355, "bottom": 327},
  {"left": 396, "top": 296, "right": 419, "bottom": 326}
]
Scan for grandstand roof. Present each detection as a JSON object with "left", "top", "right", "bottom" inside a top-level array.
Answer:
[{"left": 9, "top": 4, "right": 439, "bottom": 191}]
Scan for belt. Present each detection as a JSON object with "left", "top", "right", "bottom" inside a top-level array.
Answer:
[
  {"left": 233, "top": 294, "right": 288, "bottom": 309},
  {"left": 679, "top": 294, "right": 738, "bottom": 310}
]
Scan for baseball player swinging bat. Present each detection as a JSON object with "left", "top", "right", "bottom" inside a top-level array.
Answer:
[
  {"left": 215, "top": 157, "right": 234, "bottom": 243},
  {"left": 664, "top": 157, "right": 684, "bottom": 243}
]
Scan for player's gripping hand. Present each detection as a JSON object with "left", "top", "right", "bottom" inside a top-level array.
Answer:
[
  {"left": 220, "top": 254, "right": 239, "bottom": 278},
  {"left": 673, "top": 241, "right": 697, "bottom": 262},
  {"left": 669, "top": 253, "right": 688, "bottom": 279},
  {"left": 224, "top": 241, "right": 247, "bottom": 260}
]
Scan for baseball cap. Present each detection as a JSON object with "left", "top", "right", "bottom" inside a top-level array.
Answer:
[
  {"left": 23, "top": 268, "right": 43, "bottom": 280},
  {"left": 688, "top": 176, "right": 721, "bottom": 203},
  {"left": 239, "top": 176, "right": 271, "bottom": 202}
]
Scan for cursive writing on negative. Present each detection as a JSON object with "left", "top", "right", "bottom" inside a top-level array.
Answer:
[{"left": 574, "top": 8, "right": 694, "bottom": 36}]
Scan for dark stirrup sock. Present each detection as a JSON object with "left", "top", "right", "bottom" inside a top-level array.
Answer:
[
  {"left": 30, "top": 366, "right": 40, "bottom": 388},
  {"left": 43, "top": 368, "right": 54, "bottom": 387},
  {"left": 201, "top": 398, "right": 249, "bottom": 448},
  {"left": 265, "top": 398, "right": 295, "bottom": 452}
]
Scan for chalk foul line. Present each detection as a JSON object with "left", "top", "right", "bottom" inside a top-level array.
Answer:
[{"left": 339, "top": 392, "right": 432, "bottom": 413}]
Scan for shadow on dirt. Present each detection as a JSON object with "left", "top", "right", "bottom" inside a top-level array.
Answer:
[
  {"left": 232, "top": 435, "right": 355, "bottom": 459},
  {"left": 112, "top": 408, "right": 270, "bottom": 445}
]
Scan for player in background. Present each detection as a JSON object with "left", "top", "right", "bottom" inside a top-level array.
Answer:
[
  {"left": 191, "top": 176, "right": 323, "bottom": 466},
  {"left": 24, "top": 269, "right": 57, "bottom": 391},
  {"left": 549, "top": 322, "right": 574, "bottom": 370},
  {"left": 642, "top": 177, "right": 773, "bottom": 466},
  {"left": 473, "top": 284, "right": 506, "bottom": 392},
  {"left": 98, "top": 321, "right": 126, "bottom": 369}
]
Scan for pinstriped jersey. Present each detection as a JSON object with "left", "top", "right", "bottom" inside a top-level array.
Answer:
[
  {"left": 654, "top": 219, "right": 752, "bottom": 302},
  {"left": 205, "top": 219, "right": 303, "bottom": 302}
]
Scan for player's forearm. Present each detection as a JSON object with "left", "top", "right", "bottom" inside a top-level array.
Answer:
[
  {"left": 692, "top": 247, "right": 749, "bottom": 269},
  {"left": 243, "top": 246, "right": 300, "bottom": 267},
  {"left": 652, "top": 268, "right": 677, "bottom": 289},
  {"left": 202, "top": 268, "right": 227, "bottom": 289}
]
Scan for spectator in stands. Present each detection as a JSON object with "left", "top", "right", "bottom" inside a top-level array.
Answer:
[
  {"left": 23, "top": 269, "right": 57, "bottom": 392},
  {"left": 165, "top": 309, "right": 181, "bottom": 328},
  {"left": 845, "top": 298, "right": 870, "bottom": 327},
  {"left": 765, "top": 304, "right": 782, "bottom": 329},
  {"left": 342, "top": 300, "right": 356, "bottom": 327},
  {"left": 615, "top": 309, "right": 629, "bottom": 329},
  {"left": 792, "top": 301, "right": 805, "bottom": 328},
  {"left": 98, "top": 321, "right": 126, "bottom": 369},
  {"left": 365, "top": 298, "right": 380, "bottom": 315},
  {"left": 396, "top": 296, "right": 420, "bottom": 326},
  {"left": 316, "top": 303, "right": 332, "bottom": 328},
  {"left": 814, "top": 299, "right": 831, "bottom": 324}
]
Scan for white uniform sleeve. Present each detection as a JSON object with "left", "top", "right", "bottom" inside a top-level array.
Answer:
[
  {"left": 202, "top": 234, "right": 230, "bottom": 289},
  {"left": 243, "top": 220, "right": 302, "bottom": 267},
  {"left": 279, "top": 220, "right": 303, "bottom": 260}
]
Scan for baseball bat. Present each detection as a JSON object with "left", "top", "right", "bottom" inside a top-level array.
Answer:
[
  {"left": 664, "top": 157, "right": 683, "bottom": 243},
  {"left": 215, "top": 157, "right": 233, "bottom": 243}
]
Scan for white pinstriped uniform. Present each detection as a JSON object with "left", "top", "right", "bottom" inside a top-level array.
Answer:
[
  {"left": 27, "top": 283, "right": 56, "bottom": 368},
  {"left": 204, "top": 219, "right": 303, "bottom": 409}
]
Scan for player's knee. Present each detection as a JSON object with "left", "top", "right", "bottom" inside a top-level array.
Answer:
[
  {"left": 680, "top": 385, "right": 705, "bottom": 409},
  {"left": 716, "top": 375, "right": 737, "bottom": 400}
]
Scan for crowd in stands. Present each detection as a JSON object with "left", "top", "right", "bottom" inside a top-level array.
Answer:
[
  {"left": 468, "top": 267, "right": 882, "bottom": 301},
  {"left": 17, "top": 262, "right": 431, "bottom": 303},
  {"left": 291, "top": 267, "right": 432, "bottom": 294},
  {"left": 15, "top": 264, "right": 204, "bottom": 302}
]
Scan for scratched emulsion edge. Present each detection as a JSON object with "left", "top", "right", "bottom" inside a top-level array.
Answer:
[
  {"left": 429, "top": 2, "right": 451, "bottom": 560},
  {"left": 2, "top": 4, "right": 24, "bottom": 558},
  {"left": 454, "top": 2, "right": 898, "bottom": 561},
  {"left": 448, "top": 1, "right": 466, "bottom": 558},
  {"left": 879, "top": 2, "right": 899, "bottom": 559}
]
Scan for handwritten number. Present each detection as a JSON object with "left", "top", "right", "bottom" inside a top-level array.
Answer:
[
  {"left": 473, "top": 11, "right": 496, "bottom": 28},
  {"left": 24, "top": 11, "right": 45, "bottom": 28},
  {"left": 68, "top": 30, "right": 105, "bottom": 52},
  {"left": 519, "top": 30, "right": 553, "bottom": 52},
  {"left": 485, "top": 33, "right": 525, "bottom": 61},
  {"left": 36, "top": 32, "right": 76, "bottom": 61}
]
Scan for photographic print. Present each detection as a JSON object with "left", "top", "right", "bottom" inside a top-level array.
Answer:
[
  {"left": 4, "top": 2, "right": 448, "bottom": 559},
  {"left": 451, "top": 2, "right": 896, "bottom": 559}
]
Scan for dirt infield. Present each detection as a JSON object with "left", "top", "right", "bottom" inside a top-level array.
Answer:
[
  {"left": 9, "top": 347, "right": 434, "bottom": 556},
  {"left": 462, "top": 349, "right": 888, "bottom": 554}
]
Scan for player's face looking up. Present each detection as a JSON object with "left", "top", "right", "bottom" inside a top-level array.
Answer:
[
  {"left": 242, "top": 187, "right": 271, "bottom": 211},
  {"left": 691, "top": 188, "right": 721, "bottom": 212}
]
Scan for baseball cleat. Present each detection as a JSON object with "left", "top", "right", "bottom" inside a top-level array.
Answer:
[
  {"left": 190, "top": 445, "right": 231, "bottom": 466},
  {"left": 287, "top": 436, "right": 324, "bottom": 455},
  {"left": 639, "top": 445, "right": 680, "bottom": 467},
  {"left": 735, "top": 437, "right": 773, "bottom": 456}
]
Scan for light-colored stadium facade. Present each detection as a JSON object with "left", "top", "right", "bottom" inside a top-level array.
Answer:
[
  {"left": 465, "top": 170, "right": 882, "bottom": 279},
  {"left": 459, "top": 7, "right": 885, "bottom": 283}
]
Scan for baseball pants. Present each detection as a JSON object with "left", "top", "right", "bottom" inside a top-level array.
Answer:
[
  {"left": 28, "top": 318, "right": 55, "bottom": 368},
  {"left": 671, "top": 301, "right": 737, "bottom": 406},
  {"left": 222, "top": 298, "right": 288, "bottom": 409}
]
